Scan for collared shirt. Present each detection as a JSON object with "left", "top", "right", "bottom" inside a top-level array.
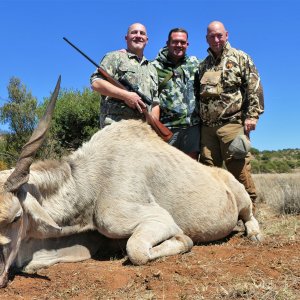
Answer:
[
  {"left": 152, "top": 47, "right": 200, "bottom": 128},
  {"left": 197, "top": 42, "right": 264, "bottom": 127},
  {"left": 90, "top": 51, "right": 159, "bottom": 128}
]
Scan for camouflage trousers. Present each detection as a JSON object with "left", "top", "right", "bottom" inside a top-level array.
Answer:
[
  {"left": 100, "top": 113, "right": 145, "bottom": 129},
  {"left": 100, "top": 99, "right": 145, "bottom": 129},
  {"left": 200, "top": 122, "right": 257, "bottom": 204}
]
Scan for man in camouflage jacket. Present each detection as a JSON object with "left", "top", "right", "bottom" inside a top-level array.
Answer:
[
  {"left": 90, "top": 23, "right": 159, "bottom": 128},
  {"left": 197, "top": 21, "right": 264, "bottom": 205},
  {"left": 152, "top": 28, "right": 200, "bottom": 160}
]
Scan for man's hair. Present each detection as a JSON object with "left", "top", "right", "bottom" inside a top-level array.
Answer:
[
  {"left": 127, "top": 23, "right": 147, "bottom": 35},
  {"left": 167, "top": 28, "right": 188, "bottom": 42}
]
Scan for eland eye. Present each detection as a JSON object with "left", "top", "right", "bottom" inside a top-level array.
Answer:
[{"left": 12, "top": 213, "right": 21, "bottom": 224}]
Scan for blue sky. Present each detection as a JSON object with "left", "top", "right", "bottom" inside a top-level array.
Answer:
[{"left": 1, "top": 0, "right": 299, "bottom": 151}]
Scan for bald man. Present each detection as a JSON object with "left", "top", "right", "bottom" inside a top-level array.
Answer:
[
  {"left": 196, "top": 21, "right": 264, "bottom": 210},
  {"left": 90, "top": 23, "right": 159, "bottom": 128}
]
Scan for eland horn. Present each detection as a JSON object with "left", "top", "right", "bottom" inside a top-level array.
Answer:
[{"left": 4, "top": 76, "right": 61, "bottom": 193}]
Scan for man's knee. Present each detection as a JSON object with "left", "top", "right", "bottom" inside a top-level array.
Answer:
[{"left": 226, "top": 159, "right": 257, "bottom": 202}]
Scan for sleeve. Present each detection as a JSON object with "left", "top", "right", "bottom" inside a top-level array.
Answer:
[
  {"left": 194, "top": 58, "right": 206, "bottom": 101},
  {"left": 152, "top": 99, "right": 160, "bottom": 107},
  {"left": 241, "top": 54, "right": 264, "bottom": 119},
  {"left": 194, "top": 68, "right": 200, "bottom": 115},
  {"left": 149, "top": 66, "right": 160, "bottom": 106},
  {"left": 89, "top": 52, "right": 119, "bottom": 84},
  {"left": 152, "top": 76, "right": 160, "bottom": 106}
]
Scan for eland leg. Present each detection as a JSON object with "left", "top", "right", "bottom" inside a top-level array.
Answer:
[
  {"left": 95, "top": 198, "right": 193, "bottom": 265},
  {"left": 17, "top": 231, "right": 106, "bottom": 273},
  {"left": 126, "top": 220, "right": 193, "bottom": 265},
  {"left": 239, "top": 203, "right": 263, "bottom": 242}
]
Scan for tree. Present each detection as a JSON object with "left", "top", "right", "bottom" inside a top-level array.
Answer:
[
  {"left": 38, "top": 87, "right": 100, "bottom": 157},
  {"left": 0, "top": 77, "right": 38, "bottom": 165},
  {"left": 250, "top": 147, "right": 260, "bottom": 156}
]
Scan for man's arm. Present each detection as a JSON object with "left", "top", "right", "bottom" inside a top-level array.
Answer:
[
  {"left": 90, "top": 51, "right": 147, "bottom": 113},
  {"left": 242, "top": 54, "right": 264, "bottom": 134},
  {"left": 91, "top": 79, "right": 146, "bottom": 113}
]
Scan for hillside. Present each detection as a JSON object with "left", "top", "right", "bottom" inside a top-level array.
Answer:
[{"left": 251, "top": 148, "right": 300, "bottom": 173}]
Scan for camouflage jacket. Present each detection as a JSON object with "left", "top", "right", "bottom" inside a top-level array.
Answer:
[
  {"left": 152, "top": 47, "right": 200, "bottom": 128},
  {"left": 90, "top": 51, "right": 159, "bottom": 128},
  {"left": 197, "top": 42, "right": 264, "bottom": 127}
]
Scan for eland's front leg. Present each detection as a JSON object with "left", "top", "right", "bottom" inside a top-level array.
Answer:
[
  {"left": 126, "top": 216, "right": 193, "bottom": 265},
  {"left": 96, "top": 197, "right": 193, "bottom": 265}
]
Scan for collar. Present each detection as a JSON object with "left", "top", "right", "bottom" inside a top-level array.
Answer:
[
  {"left": 158, "top": 46, "right": 187, "bottom": 67},
  {"left": 126, "top": 50, "right": 148, "bottom": 64},
  {"left": 207, "top": 42, "right": 231, "bottom": 62}
]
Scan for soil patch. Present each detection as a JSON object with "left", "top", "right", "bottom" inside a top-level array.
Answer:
[{"left": 1, "top": 204, "right": 299, "bottom": 299}]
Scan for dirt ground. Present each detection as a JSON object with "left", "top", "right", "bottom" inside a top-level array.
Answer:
[{"left": 1, "top": 204, "right": 299, "bottom": 300}]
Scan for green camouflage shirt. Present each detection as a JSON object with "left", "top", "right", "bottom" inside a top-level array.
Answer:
[
  {"left": 197, "top": 42, "right": 264, "bottom": 127},
  {"left": 90, "top": 51, "right": 159, "bottom": 128},
  {"left": 152, "top": 47, "right": 200, "bottom": 128}
]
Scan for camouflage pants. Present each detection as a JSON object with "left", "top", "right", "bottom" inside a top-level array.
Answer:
[
  {"left": 100, "top": 113, "right": 145, "bottom": 129},
  {"left": 200, "top": 122, "right": 257, "bottom": 203},
  {"left": 100, "top": 99, "right": 145, "bottom": 129}
]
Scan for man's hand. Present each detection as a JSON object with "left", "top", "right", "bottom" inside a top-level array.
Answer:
[
  {"left": 244, "top": 118, "right": 257, "bottom": 135},
  {"left": 124, "top": 91, "right": 146, "bottom": 113}
]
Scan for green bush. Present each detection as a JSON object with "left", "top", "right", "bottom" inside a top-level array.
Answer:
[{"left": 38, "top": 88, "right": 100, "bottom": 158}]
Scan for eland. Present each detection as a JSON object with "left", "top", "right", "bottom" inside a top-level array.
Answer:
[{"left": 0, "top": 76, "right": 261, "bottom": 287}]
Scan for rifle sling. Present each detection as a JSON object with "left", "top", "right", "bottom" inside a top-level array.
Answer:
[
  {"left": 158, "top": 71, "right": 173, "bottom": 95},
  {"left": 157, "top": 66, "right": 184, "bottom": 95}
]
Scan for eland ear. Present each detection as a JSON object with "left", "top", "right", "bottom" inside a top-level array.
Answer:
[{"left": 21, "top": 192, "right": 62, "bottom": 239}]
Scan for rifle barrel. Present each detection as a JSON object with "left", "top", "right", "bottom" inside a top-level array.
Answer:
[
  {"left": 62, "top": 37, "right": 173, "bottom": 142},
  {"left": 63, "top": 37, "right": 99, "bottom": 69}
]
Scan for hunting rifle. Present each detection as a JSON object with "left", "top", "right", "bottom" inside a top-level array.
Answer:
[{"left": 63, "top": 37, "right": 173, "bottom": 142}]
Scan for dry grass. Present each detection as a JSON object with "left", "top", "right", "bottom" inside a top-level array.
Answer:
[
  {"left": 253, "top": 173, "right": 300, "bottom": 214},
  {"left": 214, "top": 278, "right": 298, "bottom": 300},
  {"left": 258, "top": 208, "right": 299, "bottom": 240}
]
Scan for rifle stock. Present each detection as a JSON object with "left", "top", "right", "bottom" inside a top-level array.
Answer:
[{"left": 63, "top": 37, "right": 173, "bottom": 142}]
